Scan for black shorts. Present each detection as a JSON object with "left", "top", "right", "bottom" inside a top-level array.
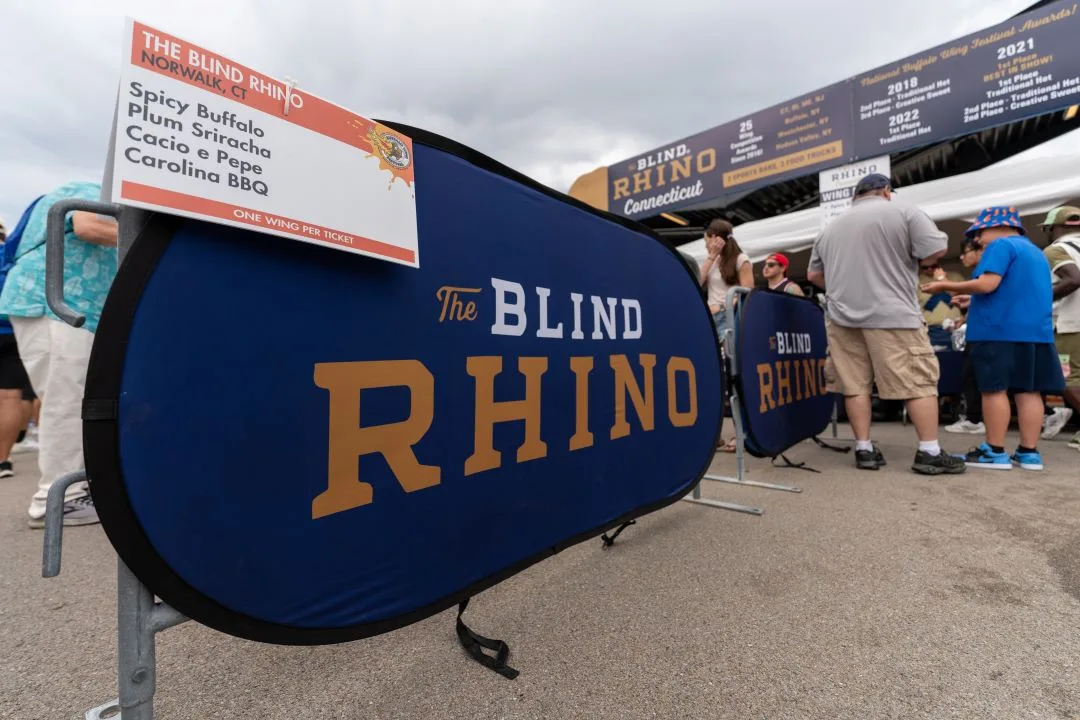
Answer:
[
  {"left": 969, "top": 340, "right": 1066, "bottom": 394},
  {"left": 0, "top": 333, "right": 34, "bottom": 398}
]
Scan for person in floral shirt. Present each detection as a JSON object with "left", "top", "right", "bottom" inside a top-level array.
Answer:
[{"left": 0, "top": 181, "right": 118, "bottom": 527}]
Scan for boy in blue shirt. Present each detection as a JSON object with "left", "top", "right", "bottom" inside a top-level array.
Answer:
[{"left": 922, "top": 206, "right": 1065, "bottom": 470}]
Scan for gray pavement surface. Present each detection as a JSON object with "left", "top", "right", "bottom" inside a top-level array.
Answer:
[{"left": 3, "top": 422, "right": 1080, "bottom": 719}]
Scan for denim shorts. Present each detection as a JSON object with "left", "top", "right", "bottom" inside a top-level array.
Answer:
[{"left": 712, "top": 310, "right": 725, "bottom": 335}]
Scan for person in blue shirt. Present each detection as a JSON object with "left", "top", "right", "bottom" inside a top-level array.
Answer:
[{"left": 922, "top": 206, "right": 1065, "bottom": 471}]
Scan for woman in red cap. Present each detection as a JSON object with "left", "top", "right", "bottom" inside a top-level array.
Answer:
[{"left": 762, "top": 253, "right": 804, "bottom": 296}]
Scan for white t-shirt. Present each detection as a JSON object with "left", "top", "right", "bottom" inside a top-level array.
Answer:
[{"left": 704, "top": 253, "right": 750, "bottom": 309}]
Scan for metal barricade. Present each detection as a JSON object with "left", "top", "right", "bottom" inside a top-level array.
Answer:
[
  {"left": 40, "top": 201, "right": 186, "bottom": 720},
  {"left": 681, "top": 286, "right": 803, "bottom": 516}
]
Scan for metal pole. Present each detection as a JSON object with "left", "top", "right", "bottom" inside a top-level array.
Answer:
[
  {"left": 702, "top": 391, "right": 802, "bottom": 493},
  {"left": 115, "top": 559, "right": 157, "bottom": 720},
  {"left": 109, "top": 209, "right": 182, "bottom": 720},
  {"left": 681, "top": 494, "right": 764, "bottom": 515},
  {"left": 116, "top": 207, "right": 151, "bottom": 267},
  {"left": 40, "top": 200, "right": 185, "bottom": 720},
  {"left": 86, "top": 556, "right": 189, "bottom": 720},
  {"left": 733, "top": 386, "right": 746, "bottom": 480},
  {"left": 681, "top": 287, "right": 766, "bottom": 515},
  {"left": 41, "top": 471, "right": 87, "bottom": 578},
  {"left": 45, "top": 199, "right": 122, "bottom": 327}
]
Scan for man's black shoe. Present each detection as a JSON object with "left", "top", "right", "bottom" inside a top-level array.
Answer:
[
  {"left": 911, "top": 450, "right": 967, "bottom": 475},
  {"left": 855, "top": 447, "right": 886, "bottom": 470}
]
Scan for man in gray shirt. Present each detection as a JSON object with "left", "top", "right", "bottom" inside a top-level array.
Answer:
[{"left": 808, "top": 173, "right": 966, "bottom": 475}]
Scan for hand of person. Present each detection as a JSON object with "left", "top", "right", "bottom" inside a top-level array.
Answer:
[
  {"left": 706, "top": 236, "right": 724, "bottom": 259},
  {"left": 951, "top": 294, "right": 971, "bottom": 309},
  {"left": 920, "top": 281, "right": 947, "bottom": 294}
]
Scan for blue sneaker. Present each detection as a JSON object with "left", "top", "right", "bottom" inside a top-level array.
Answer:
[
  {"left": 1011, "top": 448, "right": 1044, "bottom": 471},
  {"left": 964, "top": 443, "right": 1012, "bottom": 470}
]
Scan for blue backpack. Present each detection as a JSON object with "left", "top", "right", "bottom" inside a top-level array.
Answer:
[
  {"left": 1, "top": 196, "right": 46, "bottom": 278},
  {"left": 0, "top": 196, "right": 46, "bottom": 329}
]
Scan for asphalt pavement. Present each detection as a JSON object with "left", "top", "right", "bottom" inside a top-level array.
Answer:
[{"left": 3, "top": 422, "right": 1080, "bottom": 719}]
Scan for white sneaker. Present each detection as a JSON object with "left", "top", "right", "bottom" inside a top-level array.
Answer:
[
  {"left": 1042, "top": 407, "right": 1074, "bottom": 440},
  {"left": 1069, "top": 431, "right": 1080, "bottom": 450},
  {"left": 27, "top": 495, "right": 99, "bottom": 529},
  {"left": 12, "top": 424, "right": 38, "bottom": 454},
  {"left": 12, "top": 437, "right": 37, "bottom": 454},
  {"left": 945, "top": 418, "right": 985, "bottom": 434}
]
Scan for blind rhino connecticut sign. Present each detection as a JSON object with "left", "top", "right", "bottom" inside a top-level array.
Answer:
[
  {"left": 608, "top": 86, "right": 851, "bottom": 219},
  {"left": 602, "top": 0, "right": 1080, "bottom": 219},
  {"left": 82, "top": 125, "right": 724, "bottom": 648}
]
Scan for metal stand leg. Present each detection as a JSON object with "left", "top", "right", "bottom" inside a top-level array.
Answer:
[
  {"left": 42, "top": 194, "right": 189, "bottom": 720},
  {"left": 682, "top": 379, "right": 766, "bottom": 514},
  {"left": 41, "top": 471, "right": 188, "bottom": 720},
  {"left": 113, "top": 559, "right": 158, "bottom": 720},
  {"left": 682, "top": 481, "right": 765, "bottom": 515},
  {"left": 42, "top": 471, "right": 87, "bottom": 578},
  {"left": 87, "top": 561, "right": 188, "bottom": 720},
  {"left": 701, "top": 390, "right": 802, "bottom": 494},
  {"left": 682, "top": 302, "right": 797, "bottom": 515}
]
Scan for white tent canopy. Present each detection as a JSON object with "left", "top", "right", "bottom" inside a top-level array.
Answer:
[{"left": 678, "top": 130, "right": 1080, "bottom": 266}]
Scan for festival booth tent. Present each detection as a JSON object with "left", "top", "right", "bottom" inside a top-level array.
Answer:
[{"left": 677, "top": 130, "right": 1080, "bottom": 278}]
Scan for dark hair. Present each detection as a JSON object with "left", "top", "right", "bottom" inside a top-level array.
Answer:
[
  {"left": 705, "top": 219, "right": 743, "bottom": 285},
  {"left": 704, "top": 219, "right": 731, "bottom": 238}
]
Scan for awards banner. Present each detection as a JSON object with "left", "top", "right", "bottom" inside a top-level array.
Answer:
[{"left": 603, "top": 0, "right": 1080, "bottom": 219}]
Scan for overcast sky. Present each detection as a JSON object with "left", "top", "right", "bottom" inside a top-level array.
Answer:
[{"left": 0, "top": 0, "right": 1049, "bottom": 226}]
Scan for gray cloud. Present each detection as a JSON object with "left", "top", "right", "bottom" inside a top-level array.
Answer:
[{"left": 0, "top": 0, "right": 1035, "bottom": 226}]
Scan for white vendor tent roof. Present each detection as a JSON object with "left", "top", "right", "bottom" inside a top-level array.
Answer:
[{"left": 677, "top": 129, "right": 1080, "bottom": 266}]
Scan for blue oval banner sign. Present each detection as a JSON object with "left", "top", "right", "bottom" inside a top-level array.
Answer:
[
  {"left": 83, "top": 125, "right": 723, "bottom": 644},
  {"left": 733, "top": 289, "right": 832, "bottom": 458}
]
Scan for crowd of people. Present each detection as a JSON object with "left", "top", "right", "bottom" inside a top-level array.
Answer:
[
  {"left": 698, "top": 172, "right": 1079, "bottom": 473},
  {"left": 0, "top": 181, "right": 117, "bottom": 528}
]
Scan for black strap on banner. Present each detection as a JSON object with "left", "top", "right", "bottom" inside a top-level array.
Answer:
[
  {"left": 813, "top": 437, "right": 852, "bottom": 454},
  {"left": 455, "top": 598, "right": 519, "bottom": 680},
  {"left": 771, "top": 454, "right": 821, "bottom": 474},
  {"left": 82, "top": 398, "right": 119, "bottom": 422},
  {"left": 600, "top": 520, "right": 636, "bottom": 548}
]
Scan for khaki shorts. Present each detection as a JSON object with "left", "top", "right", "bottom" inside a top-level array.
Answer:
[
  {"left": 824, "top": 322, "right": 939, "bottom": 400},
  {"left": 1056, "top": 332, "right": 1080, "bottom": 388}
]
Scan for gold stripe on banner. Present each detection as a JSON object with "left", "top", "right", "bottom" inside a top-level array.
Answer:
[{"left": 723, "top": 141, "right": 844, "bottom": 189}]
